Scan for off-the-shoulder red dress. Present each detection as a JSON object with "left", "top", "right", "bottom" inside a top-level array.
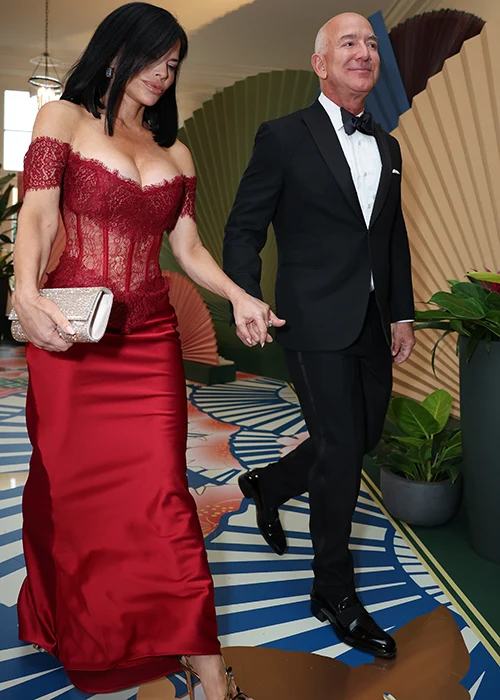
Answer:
[{"left": 18, "top": 136, "right": 220, "bottom": 693}]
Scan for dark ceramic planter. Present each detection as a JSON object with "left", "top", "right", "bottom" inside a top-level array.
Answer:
[
  {"left": 459, "top": 336, "right": 500, "bottom": 564},
  {"left": 380, "top": 467, "right": 462, "bottom": 526}
]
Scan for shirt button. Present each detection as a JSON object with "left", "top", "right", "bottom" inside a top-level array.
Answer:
[
  {"left": 368, "top": 203, "right": 372, "bottom": 209},
  {"left": 358, "top": 141, "right": 362, "bottom": 146},
  {"left": 364, "top": 172, "right": 367, "bottom": 177}
]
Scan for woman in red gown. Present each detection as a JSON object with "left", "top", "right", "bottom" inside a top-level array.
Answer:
[{"left": 13, "top": 3, "right": 282, "bottom": 698}]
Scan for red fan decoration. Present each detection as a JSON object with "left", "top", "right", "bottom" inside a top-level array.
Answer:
[
  {"left": 390, "top": 9, "right": 485, "bottom": 103},
  {"left": 163, "top": 270, "right": 219, "bottom": 366}
]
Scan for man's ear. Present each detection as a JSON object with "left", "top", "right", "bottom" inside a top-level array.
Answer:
[{"left": 311, "top": 53, "right": 327, "bottom": 80}]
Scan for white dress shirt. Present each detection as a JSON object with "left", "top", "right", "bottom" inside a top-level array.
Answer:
[{"left": 318, "top": 92, "right": 412, "bottom": 323}]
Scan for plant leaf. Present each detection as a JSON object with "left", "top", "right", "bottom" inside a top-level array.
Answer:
[
  {"left": 431, "top": 329, "right": 453, "bottom": 377},
  {"left": 429, "top": 291, "right": 486, "bottom": 319},
  {"left": 483, "top": 310, "right": 500, "bottom": 335},
  {"left": 414, "top": 309, "right": 453, "bottom": 320},
  {"left": 436, "top": 429, "right": 462, "bottom": 459},
  {"left": 0, "top": 186, "right": 13, "bottom": 220},
  {"left": 448, "top": 464, "right": 461, "bottom": 483},
  {"left": 449, "top": 319, "right": 470, "bottom": 336},
  {"left": 385, "top": 400, "right": 398, "bottom": 428},
  {"left": 465, "top": 326, "right": 485, "bottom": 361},
  {"left": 0, "top": 173, "right": 15, "bottom": 189},
  {"left": 2, "top": 202, "right": 22, "bottom": 220},
  {"left": 451, "top": 281, "right": 489, "bottom": 301},
  {"left": 377, "top": 452, "right": 421, "bottom": 481},
  {"left": 485, "top": 292, "right": 500, "bottom": 310},
  {"left": 413, "top": 321, "right": 452, "bottom": 333},
  {"left": 390, "top": 435, "right": 426, "bottom": 448},
  {"left": 391, "top": 397, "right": 440, "bottom": 438},
  {"left": 421, "top": 389, "right": 452, "bottom": 432},
  {"left": 468, "top": 271, "right": 500, "bottom": 285}
]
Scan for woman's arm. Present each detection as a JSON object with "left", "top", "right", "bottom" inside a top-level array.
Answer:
[
  {"left": 13, "top": 101, "right": 79, "bottom": 351},
  {"left": 168, "top": 143, "right": 285, "bottom": 348}
]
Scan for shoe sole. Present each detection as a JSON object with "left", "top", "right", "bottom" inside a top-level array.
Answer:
[{"left": 310, "top": 599, "right": 397, "bottom": 659}]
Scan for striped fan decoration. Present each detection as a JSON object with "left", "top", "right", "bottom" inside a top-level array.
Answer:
[
  {"left": 160, "top": 70, "right": 319, "bottom": 319},
  {"left": 163, "top": 269, "right": 219, "bottom": 366},
  {"left": 392, "top": 22, "right": 500, "bottom": 413},
  {"left": 390, "top": 9, "right": 485, "bottom": 103}
]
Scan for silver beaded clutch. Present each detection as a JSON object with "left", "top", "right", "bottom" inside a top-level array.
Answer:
[{"left": 9, "top": 287, "right": 114, "bottom": 343}]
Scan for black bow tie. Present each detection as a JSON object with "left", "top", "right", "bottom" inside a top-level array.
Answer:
[{"left": 341, "top": 107, "right": 375, "bottom": 136}]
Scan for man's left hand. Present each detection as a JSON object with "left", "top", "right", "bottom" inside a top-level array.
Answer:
[{"left": 392, "top": 322, "right": 415, "bottom": 365}]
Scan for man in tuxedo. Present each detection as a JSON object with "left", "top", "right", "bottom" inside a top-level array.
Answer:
[{"left": 223, "top": 13, "right": 415, "bottom": 658}]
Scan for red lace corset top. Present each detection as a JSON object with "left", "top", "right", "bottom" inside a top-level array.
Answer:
[{"left": 23, "top": 136, "right": 196, "bottom": 332}]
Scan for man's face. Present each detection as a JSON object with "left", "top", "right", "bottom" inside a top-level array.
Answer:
[{"left": 321, "top": 15, "right": 380, "bottom": 99}]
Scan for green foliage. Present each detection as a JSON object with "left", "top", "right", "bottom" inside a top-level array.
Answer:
[
  {"left": 0, "top": 172, "right": 21, "bottom": 279},
  {"left": 414, "top": 272, "right": 500, "bottom": 369},
  {"left": 372, "top": 389, "right": 461, "bottom": 483}
]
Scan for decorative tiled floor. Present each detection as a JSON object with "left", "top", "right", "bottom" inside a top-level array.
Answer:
[{"left": 0, "top": 345, "right": 498, "bottom": 698}]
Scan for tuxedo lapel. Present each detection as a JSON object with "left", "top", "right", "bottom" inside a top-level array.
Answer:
[
  {"left": 369, "top": 124, "right": 391, "bottom": 228},
  {"left": 302, "top": 100, "right": 364, "bottom": 223}
]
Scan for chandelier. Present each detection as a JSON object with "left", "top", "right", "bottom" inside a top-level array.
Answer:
[{"left": 28, "top": 0, "right": 63, "bottom": 109}]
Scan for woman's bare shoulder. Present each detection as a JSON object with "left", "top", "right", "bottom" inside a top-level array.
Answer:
[
  {"left": 168, "top": 139, "right": 196, "bottom": 177},
  {"left": 32, "top": 100, "right": 85, "bottom": 144}
]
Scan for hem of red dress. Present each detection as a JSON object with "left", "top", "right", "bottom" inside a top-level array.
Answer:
[
  {"left": 20, "top": 635, "right": 221, "bottom": 693},
  {"left": 66, "top": 656, "right": 181, "bottom": 694}
]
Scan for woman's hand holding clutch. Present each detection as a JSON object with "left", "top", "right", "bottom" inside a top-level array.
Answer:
[{"left": 11, "top": 292, "right": 75, "bottom": 352}]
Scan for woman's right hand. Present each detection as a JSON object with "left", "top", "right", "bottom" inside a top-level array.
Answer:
[{"left": 13, "top": 293, "right": 75, "bottom": 352}]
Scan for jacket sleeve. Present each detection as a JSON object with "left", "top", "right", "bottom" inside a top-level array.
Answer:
[
  {"left": 223, "top": 121, "right": 284, "bottom": 301},
  {"left": 389, "top": 142, "right": 415, "bottom": 323}
]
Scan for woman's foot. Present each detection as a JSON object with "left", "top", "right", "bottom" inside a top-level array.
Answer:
[{"left": 179, "top": 654, "right": 253, "bottom": 700}]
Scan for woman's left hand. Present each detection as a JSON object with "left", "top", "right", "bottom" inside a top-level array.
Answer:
[{"left": 232, "top": 292, "right": 286, "bottom": 348}]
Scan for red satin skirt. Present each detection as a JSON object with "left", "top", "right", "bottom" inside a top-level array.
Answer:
[{"left": 18, "top": 308, "right": 220, "bottom": 694}]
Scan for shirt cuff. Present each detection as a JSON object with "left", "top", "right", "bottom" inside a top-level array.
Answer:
[{"left": 395, "top": 319, "right": 414, "bottom": 323}]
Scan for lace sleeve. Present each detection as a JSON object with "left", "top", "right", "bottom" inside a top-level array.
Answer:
[
  {"left": 23, "top": 136, "right": 71, "bottom": 192},
  {"left": 180, "top": 176, "right": 197, "bottom": 220}
]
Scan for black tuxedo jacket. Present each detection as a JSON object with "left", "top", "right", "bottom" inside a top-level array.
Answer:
[{"left": 223, "top": 98, "right": 414, "bottom": 351}]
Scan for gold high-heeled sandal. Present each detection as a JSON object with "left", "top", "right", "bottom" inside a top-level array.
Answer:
[{"left": 179, "top": 655, "right": 251, "bottom": 700}]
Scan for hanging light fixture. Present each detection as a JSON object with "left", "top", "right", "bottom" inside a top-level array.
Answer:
[{"left": 28, "top": 0, "right": 63, "bottom": 109}]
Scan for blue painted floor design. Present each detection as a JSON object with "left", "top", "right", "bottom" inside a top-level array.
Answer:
[{"left": 0, "top": 360, "right": 498, "bottom": 698}]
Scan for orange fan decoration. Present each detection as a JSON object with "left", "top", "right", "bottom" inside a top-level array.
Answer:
[{"left": 163, "top": 270, "right": 219, "bottom": 366}]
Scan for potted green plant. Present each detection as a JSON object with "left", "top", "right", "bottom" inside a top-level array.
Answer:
[
  {"left": 413, "top": 272, "right": 500, "bottom": 367},
  {"left": 0, "top": 172, "right": 21, "bottom": 339},
  {"left": 414, "top": 271, "right": 500, "bottom": 562},
  {"left": 372, "top": 389, "right": 462, "bottom": 526}
]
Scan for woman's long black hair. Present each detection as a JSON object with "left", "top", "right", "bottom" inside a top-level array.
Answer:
[{"left": 61, "top": 2, "right": 188, "bottom": 147}]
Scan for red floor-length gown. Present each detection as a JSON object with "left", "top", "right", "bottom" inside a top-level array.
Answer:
[{"left": 17, "top": 136, "right": 220, "bottom": 693}]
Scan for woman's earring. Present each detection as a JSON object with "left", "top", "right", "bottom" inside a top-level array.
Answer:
[{"left": 105, "top": 67, "right": 114, "bottom": 78}]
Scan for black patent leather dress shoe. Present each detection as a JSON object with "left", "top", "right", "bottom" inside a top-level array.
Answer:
[
  {"left": 310, "top": 587, "right": 397, "bottom": 658},
  {"left": 238, "top": 469, "right": 287, "bottom": 555}
]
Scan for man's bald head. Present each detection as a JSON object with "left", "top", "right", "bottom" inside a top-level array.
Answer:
[
  {"left": 311, "top": 12, "right": 380, "bottom": 111},
  {"left": 314, "top": 13, "right": 375, "bottom": 54}
]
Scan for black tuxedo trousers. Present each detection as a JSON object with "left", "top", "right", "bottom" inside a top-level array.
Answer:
[{"left": 259, "top": 294, "right": 392, "bottom": 598}]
